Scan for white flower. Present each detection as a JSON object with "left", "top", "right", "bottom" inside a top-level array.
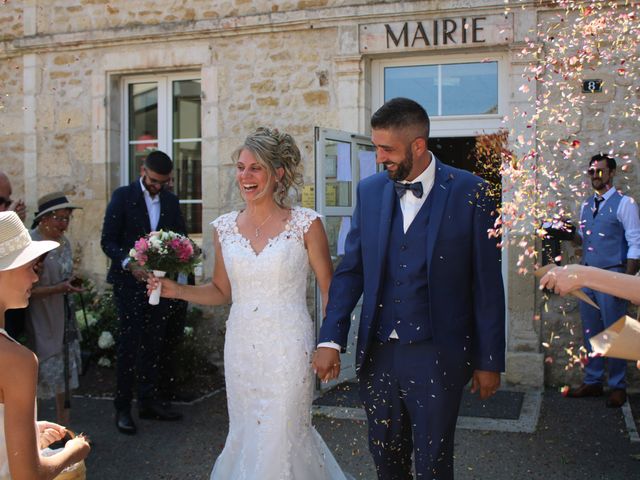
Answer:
[
  {"left": 97, "top": 357, "right": 112, "bottom": 368},
  {"left": 75, "top": 311, "right": 98, "bottom": 329},
  {"left": 98, "top": 331, "right": 115, "bottom": 350},
  {"left": 129, "top": 248, "right": 137, "bottom": 257},
  {"left": 184, "top": 326, "right": 194, "bottom": 337}
]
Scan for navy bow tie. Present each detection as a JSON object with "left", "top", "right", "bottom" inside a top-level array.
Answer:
[{"left": 394, "top": 181, "right": 423, "bottom": 199}]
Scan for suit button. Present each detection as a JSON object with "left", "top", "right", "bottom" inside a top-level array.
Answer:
[
  {"left": 400, "top": 245, "right": 407, "bottom": 251},
  {"left": 395, "top": 281, "right": 402, "bottom": 286}
]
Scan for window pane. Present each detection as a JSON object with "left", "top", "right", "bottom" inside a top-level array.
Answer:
[
  {"left": 128, "top": 83, "right": 158, "bottom": 181},
  {"left": 384, "top": 65, "right": 438, "bottom": 115},
  {"left": 172, "top": 141, "right": 201, "bottom": 200},
  {"left": 173, "top": 79, "right": 201, "bottom": 139},
  {"left": 179, "top": 203, "right": 202, "bottom": 236},
  {"left": 325, "top": 216, "right": 351, "bottom": 262},
  {"left": 441, "top": 62, "right": 498, "bottom": 115},
  {"left": 324, "top": 140, "right": 352, "bottom": 207}
]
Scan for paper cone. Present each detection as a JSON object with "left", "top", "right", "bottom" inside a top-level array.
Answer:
[
  {"left": 534, "top": 264, "right": 599, "bottom": 310},
  {"left": 149, "top": 270, "right": 166, "bottom": 305},
  {"left": 589, "top": 315, "right": 640, "bottom": 361}
]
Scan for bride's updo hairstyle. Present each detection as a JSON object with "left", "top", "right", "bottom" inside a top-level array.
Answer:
[{"left": 233, "top": 127, "right": 304, "bottom": 207}]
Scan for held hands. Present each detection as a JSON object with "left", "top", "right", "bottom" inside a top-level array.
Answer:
[
  {"left": 312, "top": 347, "right": 341, "bottom": 383},
  {"left": 146, "top": 276, "right": 181, "bottom": 300},
  {"left": 470, "top": 370, "right": 501, "bottom": 400}
]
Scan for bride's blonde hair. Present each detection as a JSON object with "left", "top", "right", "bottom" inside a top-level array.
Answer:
[{"left": 232, "top": 127, "right": 304, "bottom": 207}]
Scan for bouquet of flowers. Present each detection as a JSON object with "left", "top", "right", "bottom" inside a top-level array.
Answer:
[{"left": 129, "top": 230, "right": 201, "bottom": 304}]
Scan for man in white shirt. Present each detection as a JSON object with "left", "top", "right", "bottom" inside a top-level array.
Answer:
[
  {"left": 567, "top": 153, "right": 640, "bottom": 408},
  {"left": 313, "top": 97, "right": 505, "bottom": 480},
  {"left": 101, "top": 151, "right": 187, "bottom": 434}
]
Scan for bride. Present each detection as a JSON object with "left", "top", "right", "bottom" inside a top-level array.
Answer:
[{"left": 149, "top": 127, "right": 349, "bottom": 479}]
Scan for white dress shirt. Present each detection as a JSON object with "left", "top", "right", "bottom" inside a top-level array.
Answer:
[
  {"left": 121, "top": 178, "right": 161, "bottom": 270},
  {"left": 319, "top": 153, "right": 437, "bottom": 351},
  {"left": 578, "top": 187, "right": 640, "bottom": 259}
]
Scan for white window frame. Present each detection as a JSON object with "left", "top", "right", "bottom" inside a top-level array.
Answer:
[
  {"left": 371, "top": 52, "right": 508, "bottom": 137},
  {"left": 121, "top": 72, "right": 202, "bottom": 186}
]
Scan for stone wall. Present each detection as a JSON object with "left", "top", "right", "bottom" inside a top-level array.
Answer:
[
  {"left": 1, "top": 0, "right": 637, "bottom": 386},
  {"left": 534, "top": 7, "right": 640, "bottom": 389}
]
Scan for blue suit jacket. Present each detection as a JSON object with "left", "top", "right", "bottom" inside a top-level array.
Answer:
[
  {"left": 101, "top": 180, "right": 187, "bottom": 285},
  {"left": 319, "top": 160, "right": 506, "bottom": 374}
]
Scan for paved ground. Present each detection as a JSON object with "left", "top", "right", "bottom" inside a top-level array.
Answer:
[{"left": 41, "top": 388, "right": 640, "bottom": 479}]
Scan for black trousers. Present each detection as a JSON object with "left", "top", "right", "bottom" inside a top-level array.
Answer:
[{"left": 112, "top": 280, "right": 171, "bottom": 411}]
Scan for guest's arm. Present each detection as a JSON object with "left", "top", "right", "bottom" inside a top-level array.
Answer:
[{"left": 540, "top": 264, "right": 640, "bottom": 305}]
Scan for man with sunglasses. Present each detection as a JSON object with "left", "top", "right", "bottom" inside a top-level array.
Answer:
[
  {"left": 101, "top": 150, "right": 188, "bottom": 434},
  {"left": 568, "top": 153, "right": 640, "bottom": 408}
]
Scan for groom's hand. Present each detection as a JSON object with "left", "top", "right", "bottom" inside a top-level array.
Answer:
[
  {"left": 470, "top": 370, "right": 500, "bottom": 400},
  {"left": 312, "top": 347, "right": 341, "bottom": 383}
]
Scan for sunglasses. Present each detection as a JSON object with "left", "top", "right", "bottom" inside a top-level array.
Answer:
[
  {"left": 143, "top": 168, "right": 171, "bottom": 187},
  {"left": 0, "top": 196, "right": 12, "bottom": 208},
  {"left": 586, "top": 168, "right": 607, "bottom": 178}
]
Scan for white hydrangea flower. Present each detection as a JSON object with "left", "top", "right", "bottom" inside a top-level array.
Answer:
[
  {"left": 98, "top": 331, "right": 115, "bottom": 350},
  {"left": 97, "top": 357, "right": 112, "bottom": 368},
  {"left": 184, "top": 326, "right": 194, "bottom": 337}
]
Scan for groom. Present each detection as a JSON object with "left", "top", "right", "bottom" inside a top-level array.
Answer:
[{"left": 313, "top": 97, "right": 505, "bottom": 479}]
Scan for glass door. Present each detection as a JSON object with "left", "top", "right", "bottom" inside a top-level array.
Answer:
[{"left": 314, "top": 127, "right": 376, "bottom": 390}]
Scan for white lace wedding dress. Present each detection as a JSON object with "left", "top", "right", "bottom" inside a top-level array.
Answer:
[{"left": 210, "top": 206, "right": 349, "bottom": 480}]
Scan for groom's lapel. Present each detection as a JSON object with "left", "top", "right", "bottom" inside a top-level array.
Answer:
[
  {"left": 426, "top": 160, "right": 453, "bottom": 270},
  {"left": 373, "top": 179, "right": 396, "bottom": 295}
]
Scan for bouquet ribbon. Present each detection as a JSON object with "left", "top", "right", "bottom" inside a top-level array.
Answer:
[{"left": 149, "top": 270, "right": 166, "bottom": 305}]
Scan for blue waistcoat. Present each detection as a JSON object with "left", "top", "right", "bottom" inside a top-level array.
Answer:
[
  {"left": 581, "top": 192, "right": 627, "bottom": 269},
  {"left": 376, "top": 193, "right": 433, "bottom": 343}
]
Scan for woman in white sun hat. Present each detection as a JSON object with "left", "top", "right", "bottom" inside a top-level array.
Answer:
[{"left": 0, "top": 211, "right": 90, "bottom": 480}]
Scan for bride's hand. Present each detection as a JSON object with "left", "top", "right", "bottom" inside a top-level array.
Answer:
[{"left": 146, "top": 276, "right": 182, "bottom": 299}]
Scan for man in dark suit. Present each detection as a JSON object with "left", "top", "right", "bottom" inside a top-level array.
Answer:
[
  {"left": 313, "top": 98, "right": 505, "bottom": 479},
  {"left": 101, "top": 151, "right": 186, "bottom": 434}
]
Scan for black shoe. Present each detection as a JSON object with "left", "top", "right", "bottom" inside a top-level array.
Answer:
[
  {"left": 139, "top": 403, "right": 183, "bottom": 421},
  {"left": 115, "top": 409, "right": 137, "bottom": 435},
  {"left": 606, "top": 389, "right": 627, "bottom": 408},
  {"left": 567, "top": 383, "right": 603, "bottom": 398}
]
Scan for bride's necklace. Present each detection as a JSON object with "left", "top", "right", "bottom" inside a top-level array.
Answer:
[{"left": 250, "top": 212, "right": 274, "bottom": 238}]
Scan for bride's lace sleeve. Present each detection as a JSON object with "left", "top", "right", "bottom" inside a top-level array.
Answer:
[
  {"left": 210, "top": 212, "right": 238, "bottom": 244},
  {"left": 290, "top": 206, "right": 322, "bottom": 239}
]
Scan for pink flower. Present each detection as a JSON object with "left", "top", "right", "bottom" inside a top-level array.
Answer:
[{"left": 134, "top": 237, "right": 148, "bottom": 253}]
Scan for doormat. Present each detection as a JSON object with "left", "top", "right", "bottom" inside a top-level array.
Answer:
[{"left": 314, "top": 381, "right": 524, "bottom": 420}]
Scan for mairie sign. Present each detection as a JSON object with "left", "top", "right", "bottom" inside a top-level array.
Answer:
[{"left": 360, "top": 14, "right": 513, "bottom": 53}]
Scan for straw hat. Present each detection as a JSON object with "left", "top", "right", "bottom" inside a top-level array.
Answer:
[
  {"left": 0, "top": 211, "right": 58, "bottom": 271},
  {"left": 33, "top": 192, "right": 82, "bottom": 222}
]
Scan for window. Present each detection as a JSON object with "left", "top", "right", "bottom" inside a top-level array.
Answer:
[
  {"left": 372, "top": 53, "right": 507, "bottom": 137},
  {"left": 124, "top": 74, "right": 202, "bottom": 235},
  {"left": 384, "top": 62, "right": 498, "bottom": 116}
]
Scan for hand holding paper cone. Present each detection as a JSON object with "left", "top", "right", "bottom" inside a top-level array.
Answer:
[{"left": 536, "top": 264, "right": 599, "bottom": 310}]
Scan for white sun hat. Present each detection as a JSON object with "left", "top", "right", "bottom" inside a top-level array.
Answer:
[{"left": 0, "top": 211, "right": 59, "bottom": 271}]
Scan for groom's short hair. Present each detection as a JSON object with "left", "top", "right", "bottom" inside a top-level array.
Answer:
[
  {"left": 371, "top": 97, "right": 430, "bottom": 140},
  {"left": 144, "top": 150, "right": 173, "bottom": 175}
]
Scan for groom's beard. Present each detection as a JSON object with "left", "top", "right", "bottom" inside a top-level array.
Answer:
[{"left": 385, "top": 147, "right": 414, "bottom": 182}]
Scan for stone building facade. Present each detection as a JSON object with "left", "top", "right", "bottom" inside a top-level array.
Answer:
[{"left": 1, "top": 1, "right": 638, "bottom": 388}]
